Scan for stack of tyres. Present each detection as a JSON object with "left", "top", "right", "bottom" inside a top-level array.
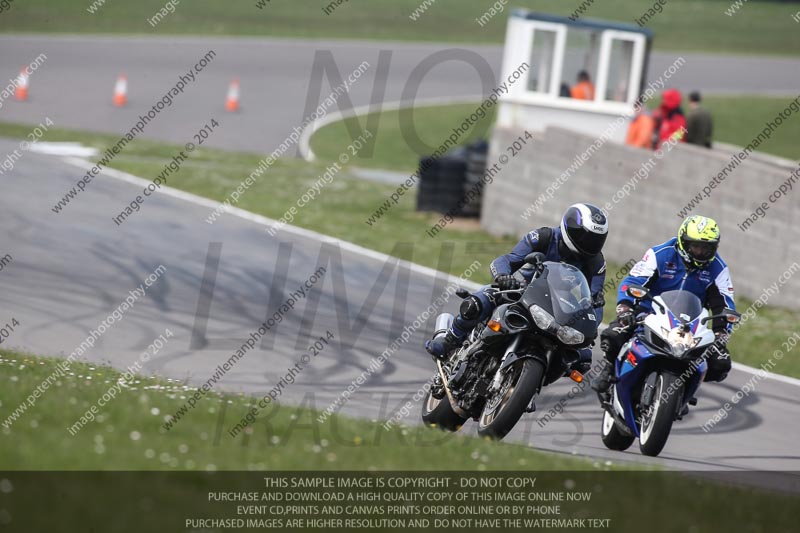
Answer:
[
  {"left": 416, "top": 155, "right": 442, "bottom": 212},
  {"left": 415, "top": 141, "right": 489, "bottom": 217},
  {"left": 416, "top": 146, "right": 471, "bottom": 215},
  {"left": 461, "top": 140, "right": 489, "bottom": 217}
]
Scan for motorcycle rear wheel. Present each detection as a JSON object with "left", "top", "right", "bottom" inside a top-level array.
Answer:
[{"left": 477, "top": 358, "right": 544, "bottom": 440}]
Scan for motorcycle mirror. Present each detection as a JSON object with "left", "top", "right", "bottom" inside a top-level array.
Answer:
[
  {"left": 701, "top": 309, "right": 741, "bottom": 325},
  {"left": 626, "top": 284, "right": 650, "bottom": 300},
  {"left": 523, "top": 252, "right": 545, "bottom": 267},
  {"left": 724, "top": 309, "right": 742, "bottom": 324}
]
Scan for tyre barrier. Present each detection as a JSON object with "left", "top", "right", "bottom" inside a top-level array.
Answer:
[{"left": 416, "top": 140, "right": 488, "bottom": 217}]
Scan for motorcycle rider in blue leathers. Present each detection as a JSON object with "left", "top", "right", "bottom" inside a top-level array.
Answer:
[
  {"left": 426, "top": 203, "right": 609, "bottom": 369},
  {"left": 593, "top": 215, "right": 735, "bottom": 392}
]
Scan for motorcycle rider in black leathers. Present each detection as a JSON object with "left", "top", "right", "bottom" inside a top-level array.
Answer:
[{"left": 426, "top": 203, "right": 609, "bottom": 368}]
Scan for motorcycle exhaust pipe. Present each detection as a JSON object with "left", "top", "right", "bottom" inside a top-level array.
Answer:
[{"left": 432, "top": 313, "right": 454, "bottom": 339}]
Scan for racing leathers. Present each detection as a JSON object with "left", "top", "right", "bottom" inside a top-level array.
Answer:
[
  {"left": 597, "top": 237, "right": 735, "bottom": 388},
  {"left": 426, "top": 226, "right": 607, "bottom": 364}
]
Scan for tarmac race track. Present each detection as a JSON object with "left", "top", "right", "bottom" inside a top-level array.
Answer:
[{"left": 2, "top": 138, "right": 799, "bottom": 483}]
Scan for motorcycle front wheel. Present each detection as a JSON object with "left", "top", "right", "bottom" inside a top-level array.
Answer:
[
  {"left": 477, "top": 358, "right": 544, "bottom": 440},
  {"left": 600, "top": 409, "right": 635, "bottom": 451},
  {"left": 638, "top": 372, "right": 683, "bottom": 456}
]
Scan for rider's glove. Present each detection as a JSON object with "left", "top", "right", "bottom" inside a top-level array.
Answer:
[
  {"left": 592, "top": 292, "right": 605, "bottom": 309},
  {"left": 706, "top": 342, "right": 730, "bottom": 361},
  {"left": 494, "top": 274, "right": 521, "bottom": 291},
  {"left": 615, "top": 304, "right": 635, "bottom": 330},
  {"left": 704, "top": 333, "right": 732, "bottom": 382},
  {"left": 708, "top": 332, "right": 731, "bottom": 362}
]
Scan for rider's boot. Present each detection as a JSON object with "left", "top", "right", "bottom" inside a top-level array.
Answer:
[
  {"left": 591, "top": 339, "right": 617, "bottom": 393},
  {"left": 425, "top": 317, "right": 470, "bottom": 360},
  {"left": 573, "top": 348, "right": 593, "bottom": 374},
  {"left": 679, "top": 398, "right": 697, "bottom": 417}
]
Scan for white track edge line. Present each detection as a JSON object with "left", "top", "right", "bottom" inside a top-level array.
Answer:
[{"left": 298, "top": 95, "right": 485, "bottom": 161}]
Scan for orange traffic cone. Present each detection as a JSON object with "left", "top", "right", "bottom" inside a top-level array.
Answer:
[
  {"left": 225, "top": 79, "right": 240, "bottom": 112},
  {"left": 113, "top": 74, "right": 128, "bottom": 107},
  {"left": 14, "top": 68, "right": 29, "bottom": 102}
]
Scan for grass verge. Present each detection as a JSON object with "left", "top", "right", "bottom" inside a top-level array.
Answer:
[
  {"left": 1, "top": 351, "right": 798, "bottom": 530},
  {"left": 1, "top": 121, "right": 798, "bottom": 378},
  {"left": 0, "top": 349, "right": 604, "bottom": 470},
  {"left": 2, "top": 0, "right": 800, "bottom": 57}
]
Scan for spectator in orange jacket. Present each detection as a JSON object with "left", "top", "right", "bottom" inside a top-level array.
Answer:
[
  {"left": 653, "top": 89, "right": 686, "bottom": 148},
  {"left": 570, "top": 70, "right": 595, "bottom": 100},
  {"left": 626, "top": 106, "right": 656, "bottom": 149}
]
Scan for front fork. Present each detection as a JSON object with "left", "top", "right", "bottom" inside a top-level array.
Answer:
[
  {"left": 490, "top": 335, "right": 552, "bottom": 413},
  {"left": 637, "top": 372, "right": 659, "bottom": 426},
  {"left": 492, "top": 335, "right": 522, "bottom": 391}
]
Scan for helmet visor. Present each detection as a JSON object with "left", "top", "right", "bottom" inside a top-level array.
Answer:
[
  {"left": 685, "top": 240, "right": 717, "bottom": 263},
  {"left": 570, "top": 228, "right": 607, "bottom": 256}
]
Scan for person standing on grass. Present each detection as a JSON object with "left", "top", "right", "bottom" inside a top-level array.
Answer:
[{"left": 685, "top": 91, "right": 713, "bottom": 148}]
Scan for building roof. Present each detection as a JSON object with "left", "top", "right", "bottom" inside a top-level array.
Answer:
[{"left": 510, "top": 9, "right": 654, "bottom": 40}]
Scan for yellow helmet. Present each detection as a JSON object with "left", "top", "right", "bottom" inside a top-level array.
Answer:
[{"left": 677, "top": 216, "right": 719, "bottom": 268}]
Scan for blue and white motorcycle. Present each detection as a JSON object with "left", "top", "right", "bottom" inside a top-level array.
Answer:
[{"left": 598, "top": 284, "right": 740, "bottom": 456}]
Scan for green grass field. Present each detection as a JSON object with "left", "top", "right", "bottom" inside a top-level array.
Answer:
[
  {"left": 701, "top": 94, "right": 800, "bottom": 159},
  {"left": 1, "top": 349, "right": 798, "bottom": 533},
  {"left": 311, "top": 96, "right": 798, "bottom": 173},
  {"left": 311, "top": 103, "right": 496, "bottom": 172},
  {"left": 0, "top": 349, "right": 597, "bottom": 470},
  {"left": 0, "top": 121, "right": 798, "bottom": 378},
  {"left": 2, "top": 0, "right": 800, "bottom": 56}
]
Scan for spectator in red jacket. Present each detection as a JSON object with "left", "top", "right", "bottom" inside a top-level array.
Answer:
[{"left": 653, "top": 89, "right": 686, "bottom": 148}]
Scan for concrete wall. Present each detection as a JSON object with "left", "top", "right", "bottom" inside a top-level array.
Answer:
[
  {"left": 496, "top": 100, "right": 630, "bottom": 144},
  {"left": 482, "top": 126, "right": 800, "bottom": 309}
]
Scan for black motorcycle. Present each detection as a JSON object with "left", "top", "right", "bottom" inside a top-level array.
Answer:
[{"left": 421, "top": 253, "right": 599, "bottom": 439}]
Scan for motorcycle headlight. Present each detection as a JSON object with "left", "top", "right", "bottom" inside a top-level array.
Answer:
[
  {"left": 663, "top": 327, "right": 697, "bottom": 357},
  {"left": 529, "top": 304, "right": 555, "bottom": 330},
  {"left": 557, "top": 326, "right": 585, "bottom": 345}
]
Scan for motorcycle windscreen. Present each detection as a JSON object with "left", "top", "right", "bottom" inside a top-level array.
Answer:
[
  {"left": 659, "top": 290, "right": 704, "bottom": 321},
  {"left": 542, "top": 262, "right": 596, "bottom": 336}
]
